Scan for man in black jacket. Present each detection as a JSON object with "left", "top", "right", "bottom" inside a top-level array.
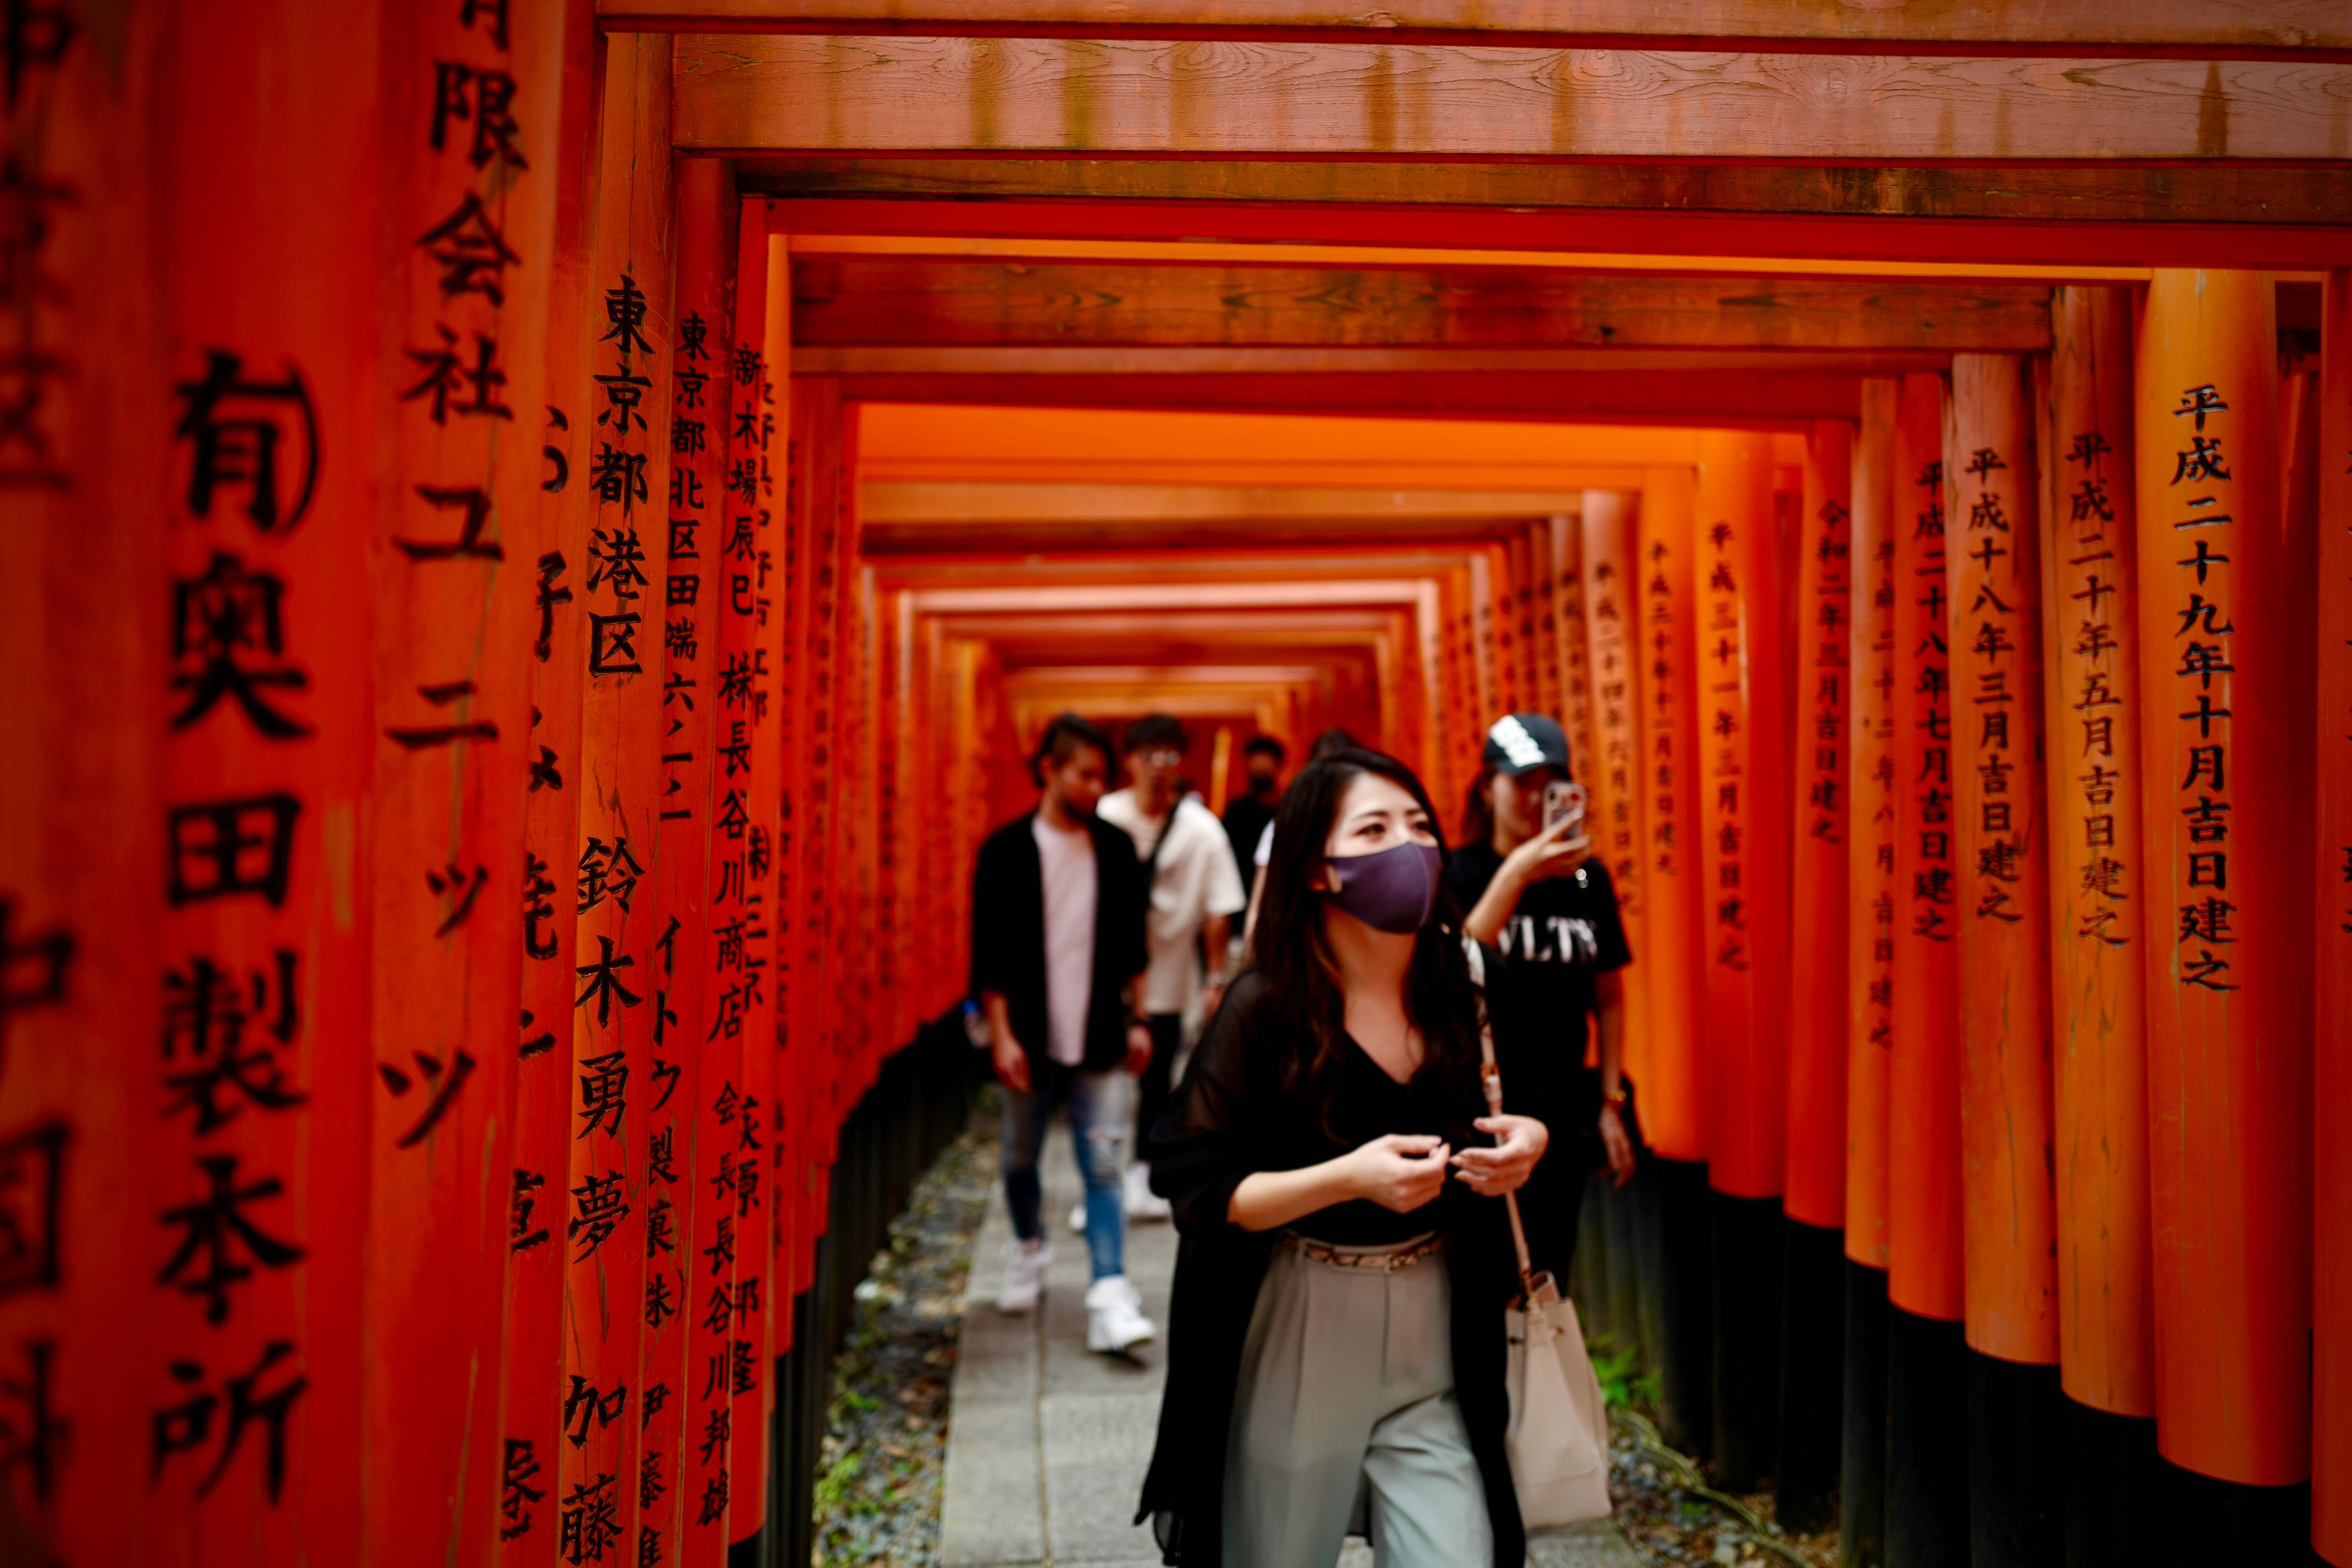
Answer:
[{"left": 969, "top": 712, "right": 1158, "bottom": 1352}]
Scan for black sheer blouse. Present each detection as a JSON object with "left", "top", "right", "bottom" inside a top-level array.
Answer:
[{"left": 1137, "top": 964, "right": 1568, "bottom": 1566}]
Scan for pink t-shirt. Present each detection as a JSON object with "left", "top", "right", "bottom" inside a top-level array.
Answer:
[{"left": 1032, "top": 814, "right": 1097, "bottom": 1067}]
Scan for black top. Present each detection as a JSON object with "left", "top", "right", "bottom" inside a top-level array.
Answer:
[
  {"left": 1444, "top": 840, "right": 1633, "bottom": 1046},
  {"left": 1219, "top": 795, "right": 1275, "bottom": 890},
  {"left": 1445, "top": 841, "right": 1632, "bottom": 1265},
  {"left": 967, "top": 811, "right": 1151, "bottom": 1075},
  {"left": 1136, "top": 968, "right": 1566, "bottom": 1566}
]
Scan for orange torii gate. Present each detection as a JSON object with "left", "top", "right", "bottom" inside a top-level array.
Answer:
[{"left": 4, "top": 2, "right": 2351, "bottom": 1565}]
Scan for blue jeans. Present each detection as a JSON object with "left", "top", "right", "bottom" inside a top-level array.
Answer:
[{"left": 1002, "top": 1061, "right": 1127, "bottom": 1280}]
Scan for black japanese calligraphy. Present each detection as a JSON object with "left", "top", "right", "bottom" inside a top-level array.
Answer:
[
  {"left": 174, "top": 352, "right": 318, "bottom": 533},
  {"left": 171, "top": 552, "right": 311, "bottom": 737},
  {"left": 152, "top": 1340, "right": 306, "bottom": 1502},
  {"left": 157, "top": 1154, "right": 303, "bottom": 1324},
  {"left": 377, "top": 1047, "right": 479, "bottom": 1149}
]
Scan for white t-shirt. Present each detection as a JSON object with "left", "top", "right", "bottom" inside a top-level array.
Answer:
[
  {"left": 1032, "top": 814, "right": 1097, "bottom": 1067},
  {"left": 1099, "top": 789, "right": 1249, "bottom": 1016}
]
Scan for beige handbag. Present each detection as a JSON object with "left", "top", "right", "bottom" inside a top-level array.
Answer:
[{"left": 1466, "top": 940, "right": 1614, "bottom": 1528}]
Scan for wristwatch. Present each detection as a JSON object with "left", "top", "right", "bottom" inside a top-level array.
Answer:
[{"left": 1602, "top": 1087, "right": 1628, "bottom": 1111}]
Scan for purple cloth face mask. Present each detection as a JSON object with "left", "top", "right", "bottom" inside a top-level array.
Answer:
[{"left": 1325, "top": 840, "right": 1444, "bottom": 934}]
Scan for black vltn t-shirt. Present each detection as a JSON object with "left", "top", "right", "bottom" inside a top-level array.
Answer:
[{"left": 1445, "top": 840, "right": 1632, "bottom": 1052}]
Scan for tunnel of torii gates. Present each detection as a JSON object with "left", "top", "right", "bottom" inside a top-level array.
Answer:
[{"left": 7, "top": 0, "right": 2352, "bottom": 1565}]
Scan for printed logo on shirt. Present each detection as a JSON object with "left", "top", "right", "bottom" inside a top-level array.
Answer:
[{"left": 1499, "top": 913, "right": 1599, "bottom": 964}]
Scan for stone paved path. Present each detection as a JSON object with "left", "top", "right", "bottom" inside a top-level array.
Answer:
[{"left": 935, "top": 1113, "right": 1646, "bottom": 1568}]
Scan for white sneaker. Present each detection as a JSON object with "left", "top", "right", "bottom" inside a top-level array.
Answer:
[
  {"left": 1085, "top": 1274, "right": 1157, "bottom": 1354},
  {"left": 1123, "top": 1162, "right": 1171, "bottom": 1222},
  {"left": 998, "top": 1237, "right": 1051, "bottom": 1315},
  {"left": 1068, "top": 1202, "right": 1089, "bottom": 1234}
]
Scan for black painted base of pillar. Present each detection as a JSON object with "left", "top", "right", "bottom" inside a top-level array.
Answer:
[
  {"left": 1776, "top": 1218, "right": 1845, "bottom": 1534},
  {"left": 1573, "top": 1176, "right": 1612, "bottom": 1338},
  {"left": 1967, "top": 1351, "right": 2066, "bottom": 1568},
  {"left": 1840, "top": 1261, "right": 1890, "bottom": 1568},
  {"left": 1604, "top": 1173, "right": 1643, "bottom": 1350},
  {"left": 2062, "top": 1399, "right": 2158, "bottom": 1567},
  {"left": 728, "top": 1526, "right": 768, "bottom": 1568},
  {"left": 1629, "top": 1156, "right": 1673, "bottom": 1419},
  {"left": 1711, "top": 1190, "right": 1786, "bottom": 1492},
  {"left": 1650, "top": 1156, "right": 1716, "bottom": 1456},
  {"left": 1886, "top": 1305, "right": 1969, "bottom": 1568},
  {"left": 2152, "top": 1464, "right": 2321, "bottom": 1568}
]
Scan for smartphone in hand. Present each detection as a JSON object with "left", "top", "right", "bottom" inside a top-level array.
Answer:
[{"left": 1543, "top": 780, "right": 1588, "bottom": 837}]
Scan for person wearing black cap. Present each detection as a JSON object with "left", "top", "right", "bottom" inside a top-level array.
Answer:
[{"left": 1445, "top": 713, "right": 1637, "bottom": 1277}]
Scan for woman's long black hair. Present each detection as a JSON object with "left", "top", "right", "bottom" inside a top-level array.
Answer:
[{"left": 1249, "top": 747, "right": 1486, "bottom": 1140}]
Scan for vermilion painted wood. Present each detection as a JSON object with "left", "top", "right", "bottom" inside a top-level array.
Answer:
[
  {"left": 1503, "top": 532, "right": 1534, "bottom": 717},
  {"left": 1581, "top": 495, "right": 1650, "bottom": 1100},
  {"left": 831, "top": 370, "right": 1857, "bottom": 425},
  {"left": 562, "top": 33, "right": 677, "bottom": 1557},
  {"left": 376, "top": 0, "right": 567, "bottom": 1556},
  {"left": 1782, "top": 421, "right": 1851, "bottom": 1230},
  {"left": 730, "top": 217, "right": 791, "bottom": 1546},
  {"left": 782, "top": 373, "right": 840, "bottom": 1304},
  {"left": 2040, "top": 286, "right": 2155, "bottom": 1418},
  {"left": 2135, "top": 270, "right": 2314, "bottom": 1486},
  {"left": 668, "top": 154, "right": 739, "bottom": 1566},
  {"left": 0, "top": 7, "right": 163, "bottom": 1561},
  {"left": 747, "top": 179, "right": 2352, "bottom": 268},
  {"left": 1469, "top": 547, "right": 1501, "bottom": 726},
  {"left": 1550, "top": 517, "right": 1596, "bottom": 837},
  {"left": 1886, "top": 371, "right": 1963, "bottom": 1323},
  {"left": 152, "top": 2, "right": 381, "bottom": 1560},
  {"left": 1694, "top": 430, "right": 1791, "bottom": 1200},
  {"left": 675, "top": 36, "right": 2352, "bottom": 162},
  {"left": 1634, "top": 466, "right": 1708, "bottom": 1164},
  {"left": 788, "top": 257, "right": 2055, "bottom": 354},
  {"left": 1528, "top": 523, "right": 1564, "bottom": 723},
  {"left": 2317, "top": 264, "right": 2352, "bottom": 1568},
  {"left": 1947, "top": 354, "right": 2059, "bottom": 1367},
  {"left": 837, "top": 453, "right": 877, "bottom": 1103},
  {"left": 501, "top": 5, "right": 603, "bottom": 1564},
  {"left": 1844, "top": 379, "right": 1899, "bottom": 1271}
]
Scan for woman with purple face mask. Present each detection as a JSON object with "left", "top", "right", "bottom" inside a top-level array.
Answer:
[{"left": 1134, "top": 749, "right": 1558, "bottom": 1568}]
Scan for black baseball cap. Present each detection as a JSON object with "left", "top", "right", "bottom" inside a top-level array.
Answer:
[{"left": 1482, "top": 712, "right": 1571, "bottom": 777}]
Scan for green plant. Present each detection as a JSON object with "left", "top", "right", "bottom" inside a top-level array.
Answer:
[
  {"left": 1584, "top": 1334, "right": 1663, "bottom": 1412},
  {"left": 814, "top": 1451, "right": 863, "bottom": 1513}
]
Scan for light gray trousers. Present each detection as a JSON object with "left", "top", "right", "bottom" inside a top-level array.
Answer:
[{"left": 1223, "top": 1234, "right": 1494, "bottom": 1568}]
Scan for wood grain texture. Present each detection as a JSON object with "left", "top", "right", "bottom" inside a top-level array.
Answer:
[
  {"left": 742, "top": 158, "right": 2352, "bottom": 231},
  {"left": 677, "top": 36, "right": 2352, "bottom": 160},
  {"left": 790, "top": 256, "right": 2050, "bottom": 349},
  {"left": 615, "top": 0, "right": 2352, "bottom": 56}
]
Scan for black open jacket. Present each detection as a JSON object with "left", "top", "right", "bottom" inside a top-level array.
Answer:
[
  {"left": 1132, "top": 961, "right": 1575, "bottom": 1566},
  {"left": 967, "top": 809, "right": 1151, "bottom": 1075}
]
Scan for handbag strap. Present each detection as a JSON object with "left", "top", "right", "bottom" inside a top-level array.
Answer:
[{"left": 1465, "top": 936, "right": 1542, "bottom": 1302}]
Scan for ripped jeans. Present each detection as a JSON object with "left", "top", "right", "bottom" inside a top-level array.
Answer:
[{"left": 1001, "top": 1062, "right": 1128, "bottom": 1280}]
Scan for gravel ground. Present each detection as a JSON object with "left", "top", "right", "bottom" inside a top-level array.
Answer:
[
  {"left": 812, "top": 1102, "right": 999, "bottom": 1567},
  {"left": 1603, "top": 1414, "right": 1839, "bottom": 1568},
  {"left": 805, "top": 1096, "right": 1838, "bottom": 1568}
]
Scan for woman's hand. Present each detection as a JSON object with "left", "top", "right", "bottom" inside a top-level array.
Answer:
[
  {"left": 1451, "top": 1114, "right": 1549, "bottom": 1196},
  {"left": 1503, "top": 811, "right": 1593, "bottom": 887},
  {"left": 1598, "top": 1103, "right": 1636, "bottom": 1188},
  {"left": 1124, "top": 1021, "right": 1155, "bottom": 1076},
  {"left": 1345, "top": 1133, "right": 1453, "bottom": 1213}
]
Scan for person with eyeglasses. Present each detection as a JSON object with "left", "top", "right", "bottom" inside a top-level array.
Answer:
[{"left": 1096, "top": 714, "right": 1248, "bottom": 1224}]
